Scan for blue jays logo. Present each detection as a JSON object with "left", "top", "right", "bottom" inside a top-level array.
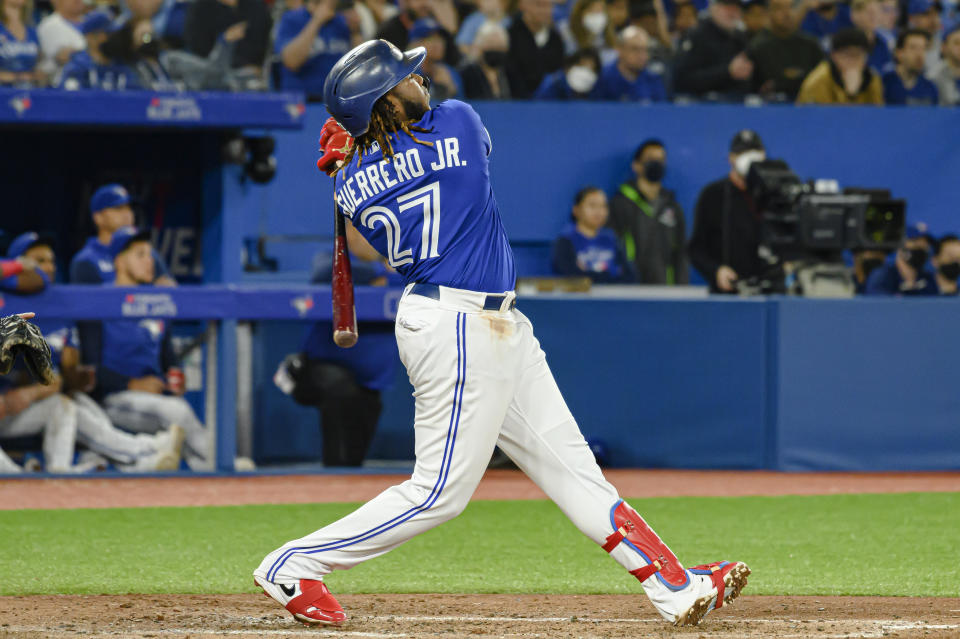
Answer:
[
  {"left": 139, "top": 319, "right": 166, "bottom": 341},
  {"left": 285, "top": 102, "right": 306, "bottom": 121},
  {"left": 291, "top": 294, "right": 314, "bottom": 317},
  {"left": 9, "top": 94, "right": 31, "bottom": 117}
]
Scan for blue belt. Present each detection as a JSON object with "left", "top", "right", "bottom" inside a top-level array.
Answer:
[{"left": 410, "top": 283, "right": 516, "bottom": 311}]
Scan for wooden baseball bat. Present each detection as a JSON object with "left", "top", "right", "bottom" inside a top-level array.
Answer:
[{"left": 332, "top": 202, "right": 358, "bottom": 348}]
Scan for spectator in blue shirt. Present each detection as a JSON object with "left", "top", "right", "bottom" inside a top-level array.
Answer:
[
  {"left": 69, "top": 184, "right": 175, "bottom": 286},
  {"left": 850, "top": 0, "right": 892, "bottom": 73},
  {"left": 60, "top": 10, "right": 142, "bottom": 90},
  {"left": 864, "top": 229, "right": 938, "bottom": 296},
  {"left": 800, "top": 0, "right": 852, "bottom": 46},
  {"left": 535, "top": 46, "right": 601, "bottom": 98},
  {"left": 409, "top": 18, "right": 462, "bottom": 100},
  {"left": 596, "top": 25, "right": 667, "bottom": 101},
  {"left": 274, "top": 0, "right": 354, "bottom": 98},
  {"left": 0, "top": 0, "right": 41, "bottom": 87},
  {"left": 882, "top": 28, "right": 939, "bottom": 104},
  {"left": 552, "top": 186, "right": 635, "bottom": 283}
]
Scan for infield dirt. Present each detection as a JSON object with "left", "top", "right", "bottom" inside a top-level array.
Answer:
[{"left": 1, "top": 593, "right": 959, "bottom": 638}]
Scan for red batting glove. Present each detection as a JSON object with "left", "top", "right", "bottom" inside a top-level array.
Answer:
[{"left": 317, "top": 117, "right": 354, "bottom": 177}]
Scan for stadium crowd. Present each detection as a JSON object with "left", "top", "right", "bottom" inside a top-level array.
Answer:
[{"left": 1, "top": 0, "right": 959, "bottom": 104}]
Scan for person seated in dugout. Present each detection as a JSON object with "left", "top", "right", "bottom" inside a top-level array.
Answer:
[
  {"left": 552, "top": 186, "right": 635, "bottom": 283},
  {"left": 78, "top": 227, "right": 212, "bottom": 470}
]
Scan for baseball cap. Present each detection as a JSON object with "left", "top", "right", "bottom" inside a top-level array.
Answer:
[
  {"left": 79, "top": 10, "right": 114, "bottom": 35},
  {"left": 108, "top": 226, "right": 152, "bottom": 259},
  {"left": 729, "top": 129, "right": 764, "bottom": 153},
  {"left": 409, "top": 18, "right": 443, "bottom": 41},
  {"left": 90, "top": 184, "right": 132, "bottom": 215},
  {"left": 905, "top": 222, "right": 929, "bottom": 240},
  {"left": 6, "top": 231, "right": 53, "bottom": 259},
  {"left": 945, "top": 21, "right": 960, "bottom": 40},
  {"left": 830, "top": 27, "right": 870, "bottom": 52},
  {"left": 908, "top": 0, "right": 937, "bottom": 14},
  {"left": 714, "top": 0, "right": 746, "bottom": 7}
]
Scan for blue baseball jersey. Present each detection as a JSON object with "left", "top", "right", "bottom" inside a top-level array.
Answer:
[
  {"left": 101, "top": 318, "right": 167, "bottom": 378},
  {"left": 0, "top": 23, "right": 39, "bottom": 75},
  {"left": 882, "top": 71, "right": 939, "bottom": 106},
  {"left": 59, "top": 51, "right": 141, "bottom": 90},
  {"left": 274, "top": 9, "right": 351, "bottom": 95},
  {"left": 35, "top": 319, "right": 79, "bottom": 371},
  {"left": 333, "top": 100, "right": 516, "bottom": 293},
  {"left": 69, "top": 237, "right": 171, "bottom": 283},
  {"left": 551, "top": 224, "right": 633, "bottom": 283},
  {"left": 595, "top": 62, "right": 667, "bottom": 102}
]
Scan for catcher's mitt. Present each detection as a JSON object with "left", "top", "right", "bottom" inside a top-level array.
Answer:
[{"left": 0, "top": 315, "right": 56, "bottom": 384}]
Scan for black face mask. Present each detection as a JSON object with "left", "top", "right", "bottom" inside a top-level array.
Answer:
[
  {"left": 482, "top": 50, "right": 507, "bottom": 68},
  {"left": 860, "top": 257, "right": 884, "bottom": 282},
  {"left": 906, "top": 248, "right": 929, "bottom": 272},
  {"left": 938, "top": 261, "right": 960, "bottom": 281},
  {"left": 642, "top": 159, "right": 666, "bottom": 183}
]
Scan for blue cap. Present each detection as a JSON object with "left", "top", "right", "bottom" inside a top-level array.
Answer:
[
  {"left": 90, "top": 184, "right": 132, "bottom": 215},
  {"left": 409, "top": 18, "right": 443, "bottom": 42},
  {"left": 79, "top": 10, "right": 114, "bottom": 35},
  {"left": 908, "top": 0, "right": 934, "bottom": 15},
  {"left": 905, "top": 222, "right": 928, "bottom": 239},
  {"left": 6, "top": 232, "right": 52, "bottom": 258},
  {"left": 944, "top": 20, "right": 960, "bottom": 39},
  {"left": 108, "top": 226, "right": 152, "bottom": 259}
]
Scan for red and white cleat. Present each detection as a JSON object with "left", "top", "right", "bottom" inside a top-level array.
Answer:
[
  {"left": 254, "top": 575, "right": 347, "bottom": 626},
  {"left": 674, "top": 561, "right": 751, "bottom": 627}
]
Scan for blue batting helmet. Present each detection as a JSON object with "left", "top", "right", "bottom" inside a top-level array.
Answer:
[{"left": 323, "top": 40, "right": 426, "bottom": 138}]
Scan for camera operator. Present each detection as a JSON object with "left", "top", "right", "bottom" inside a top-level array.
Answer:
[
  {"left": 864, "top": 225, "right": 937, "bottom": 296},
  {"left": 688, "top": 130, "right": 780, "bottom": 293},
  {"left": 852, "top": 248, "right": 889, "bottom": 294}
]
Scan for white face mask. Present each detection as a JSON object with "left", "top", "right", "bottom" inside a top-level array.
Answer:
[
  {"left": 734, "top": 149, "right": 765, "bottom": 176},
  {"left": 566, "top": 65, "right": 598, "bottom": 93},
  {"left": 582, "top": 11, "right": 608, "bottom": 34}
]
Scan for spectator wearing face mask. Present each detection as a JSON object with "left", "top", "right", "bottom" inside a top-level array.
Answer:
[
  {"left": 796, "top": 27, "right": 883, "bottom": 104},
  {"left": 882, "top": 28, "right": 939, "bottom": 105},
  {"left": 688, "top": 130, "right": 776, "bottom": 293},
  {"left": 931, "top": 234, "right": 960, "bottom": 296},
  {"left": 931, "top": 23, "right": 960, "bottom": 105},
  {"left": 506, "top": 0, "right": 565, "bottom": 98},
  {"left": 608, "top": 139, "right": 688, "bottom": 285},
  {"left": 864, "top": 226, "right": 938, "bottom": 295},
  {"left": 560, "top": 0, "right": 616, "bottom": 59},
  {"left": 850, "top": 0, "right": 892, "bottom": 74},
  {"left": 409, "top": 17, "right": 462, "bottom": 99},
  {"left": 672, "top": 0, "right": 753, "bottom": 99},
  {"left": 460, "top": 20, "right": 511, "bottom": 98},
  {"left": 595, "top": 25, "right": 666, "bottom": 100},
  {"left": 534, "top": 46, "right": 600, "bottom": 98},
  {"left": 748, "top": 0, "right": 823, "bottom": 100},
  {"left": 852, "top": 248, "right": 889, "bottom": 294},
  {"left": 552, "top": 186, "right": 635, "bottom": 284},
  {"left": 378, "top": 0, "right": 461, "bottom": 67}
]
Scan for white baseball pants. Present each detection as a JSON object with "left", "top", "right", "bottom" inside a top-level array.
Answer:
[
  {"left": 0, "top": 394, "right": 77, "bottom": 472},
  {"left": 73, "top": 392, "right": 168, "bottom": 467},
  {"left": 103, "top": 391, "right": 211, "bottom": 470},
  {"left": 256, "top": 285, "right": 705, "bottom": 620}
]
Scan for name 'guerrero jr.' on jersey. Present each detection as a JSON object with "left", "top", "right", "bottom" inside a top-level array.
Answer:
[{"left": 334, "top": 100, "right": 516, "bottom": 294}]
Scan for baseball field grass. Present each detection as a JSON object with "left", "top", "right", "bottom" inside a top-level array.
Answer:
[{"left": 1, "top": 492, "right": 956, "bottom": 598}]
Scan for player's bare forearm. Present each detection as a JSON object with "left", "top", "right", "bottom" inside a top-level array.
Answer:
[{"left": 345, "top": 223, "right": 385, "bottom": 262}]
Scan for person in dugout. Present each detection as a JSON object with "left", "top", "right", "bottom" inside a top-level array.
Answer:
[{"left": 274, "top": 225, "right": 399, "bottom": 467}]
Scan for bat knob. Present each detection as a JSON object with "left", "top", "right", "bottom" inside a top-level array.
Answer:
[{"left": 334, "top": 330, "right": 358, "bottom": 348}]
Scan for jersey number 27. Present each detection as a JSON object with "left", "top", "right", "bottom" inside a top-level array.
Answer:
[{"left": 359, "top": 181, "right": 441, "bottom": 267}]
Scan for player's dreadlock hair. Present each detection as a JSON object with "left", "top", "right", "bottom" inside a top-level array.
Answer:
[{"left": 344, "top": 95, "right": 434, "bottom": 167}]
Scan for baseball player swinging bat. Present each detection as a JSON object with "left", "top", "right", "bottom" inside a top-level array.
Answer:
[{"left": 331, "top": 202, "right": 357, "bottom": 348}]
